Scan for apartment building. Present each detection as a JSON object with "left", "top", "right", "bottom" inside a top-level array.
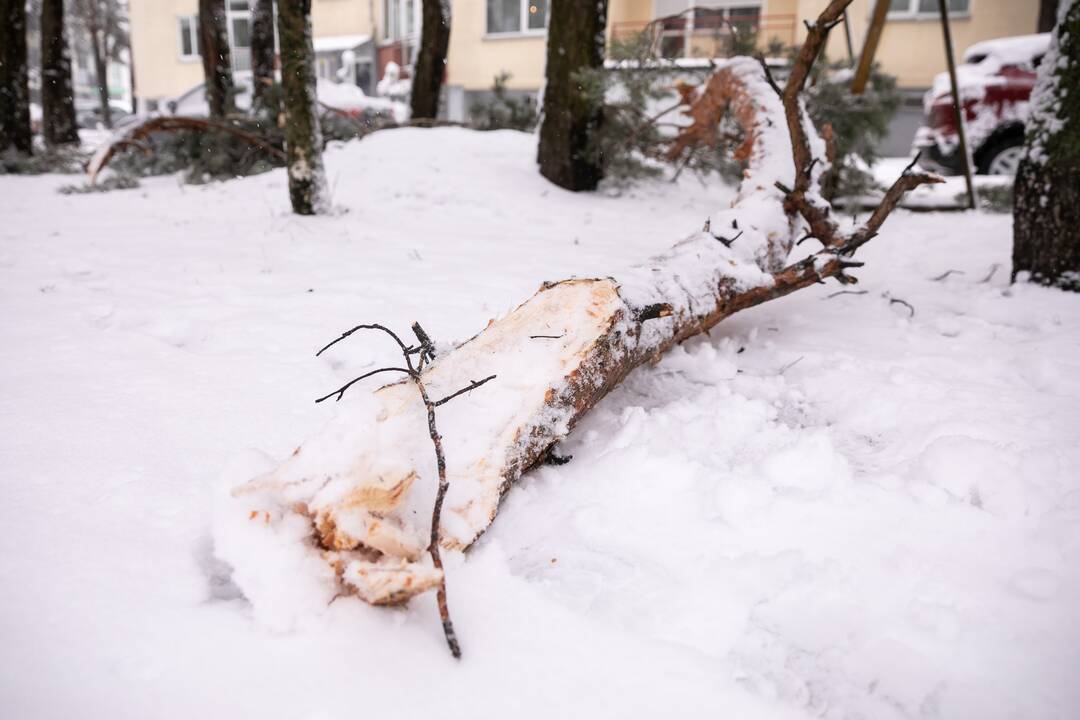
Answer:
[
  {"left": 129, "top": 0, "right": 1043, "bottom": 116},
  {"left": 129, "top": 0, "right": 419, "bottom": 110}
]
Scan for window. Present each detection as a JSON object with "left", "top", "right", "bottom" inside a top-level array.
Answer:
[
  {"left": 888, "top": 0, "right": 969, "bottom": 18},
  {"left": 487, "top": 0, "right": 548, "bottom": 35},
  {"left": 178, "top": 16, "right": 199, "bottom": 59}
]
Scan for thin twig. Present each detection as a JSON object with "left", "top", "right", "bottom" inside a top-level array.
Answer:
[
  {"left": 779, "top": 356, "right": 804, "bottom": 374},
  {"left": 825, "top": 289, "right": 868, "bottom": 299},
  {"left": 314, "top": 367, "right": 410, "bottom": 403},
  {"left": 980, "top": 263, "right": 1000, "bottom": 283},
  {"left": 433, "top": 375, "right": 497, "bottom": 407},
  {"left": 888, "top": 297, "right": 915, "bottom": 317},
  {"left": 529, "top": 334, "right": 564, "bottom": 339},
  {"left": 315, "top": 321, "right": 498, "bottom": 660},
  {"left": 932, "top": 269, "right": 965, "bottom": 282}
]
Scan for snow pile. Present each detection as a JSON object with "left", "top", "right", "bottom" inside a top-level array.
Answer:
[
  {"left": 316, "top": 79, "right": 407, "bottom": 123},
  {"left": 1, "top": 128, "right": 1079, "bottom": 718}
]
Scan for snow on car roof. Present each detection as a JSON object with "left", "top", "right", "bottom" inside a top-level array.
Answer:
[
  {"left": 313, "top": 34, "right": 373, "bottom": 53},
  {"left": 962, "top": 33, "right": 1051, "bottom": 66}
]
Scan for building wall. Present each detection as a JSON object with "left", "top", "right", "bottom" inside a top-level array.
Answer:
[
  {"left": 129, "top": 0, "right": 203, "bottom": 102},
  {"left": 796, "top": 0, "right": 1041, "bottom": 89},
  {"left": 313, "top": 0, "right": 374, "bottom": 34},
  {"left": 130, "top": 0, "right": 376, "bottom": 105},
  {"left": 445, "top": 0, "right": 549, "bottom": 92}
]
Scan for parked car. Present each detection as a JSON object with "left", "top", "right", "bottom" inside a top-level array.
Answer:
[
  {"left": 75, "top": 101, "right": 135, "bottom": 130},
  {"left": 166, "top": 70, "right": 406, "bottom": 123},
  {"left": 914, "top": 33, "right": 1050, "bottom": 176}
]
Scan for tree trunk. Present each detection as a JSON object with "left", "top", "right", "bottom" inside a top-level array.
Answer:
[
  {"left": 218, "top": 3, "right": 941, "bottom": 616},
  {"left": 410, "top": 0, "right": 451, "bottom": 120},
  {"left": 537, "top": 0, "right": 607, "bottom": 191},
  {"left": 277, "top": 0, "right": 328, "bottom": 215},
  {"left": 41, "top": 0, "right": 80, "bottom": 147},
  {"left": 86, "top": 1, "right": 113, "bottom": 129},
  {"left": 1039, "top": 0, "right": 1060, "bottom": 32},
  {"left": 199, "top": 0, "right": 235, "bottom": 118},
  {"left": 1013, "top": 0, "right": 1080, "bottom": 290},
  {"left": 0, "top": 0, "right": 33, "bottom": 156},
  {"left": 251, "top": 0, "right": 278, "bottom": 116}
]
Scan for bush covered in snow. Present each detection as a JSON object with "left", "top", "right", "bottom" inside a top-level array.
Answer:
[{"left": 468, "top": 73, "right": 539, "bottom": 132}]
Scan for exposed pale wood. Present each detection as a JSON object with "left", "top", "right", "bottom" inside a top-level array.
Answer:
[{"left": 223, "top": 0, "right": 942, "bottom": 615}]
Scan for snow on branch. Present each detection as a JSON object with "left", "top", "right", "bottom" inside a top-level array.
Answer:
[{"left": 215, "top": 0, "right": 941, "bottom": 656}]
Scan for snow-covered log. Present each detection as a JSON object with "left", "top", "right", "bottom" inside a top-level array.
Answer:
[{"left": 216, "top": 0, "right": 941, "bottom": 643}]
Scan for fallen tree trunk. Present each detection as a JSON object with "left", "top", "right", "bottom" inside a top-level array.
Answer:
[
  {"left": 86, "top": 116, "right": 287, "bottom": 185},
  {"left": 216, "top": 0, "right": 940, "bottom": 638}
]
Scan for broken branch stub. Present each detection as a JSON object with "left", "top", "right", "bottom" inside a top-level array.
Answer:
[{"left": 217, "top": 0, "right": 942, "bottom": 631}]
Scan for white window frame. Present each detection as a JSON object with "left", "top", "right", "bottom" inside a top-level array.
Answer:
[
  {"left": 886, "top": 0, "right": 971, "bottom": 21},
  {"left": 485, "top": 0, "right": 549, "bottom": 38},
  {"left": 384, "top": 0, "right": 421, "bottom": 42},
  {"left": 178, "top": 15, "right": 200, "bottom": 61}
]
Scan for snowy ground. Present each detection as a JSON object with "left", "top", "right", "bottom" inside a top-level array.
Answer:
[{"left": 1, "top": 128, "right": 1078, "bottom": 719}]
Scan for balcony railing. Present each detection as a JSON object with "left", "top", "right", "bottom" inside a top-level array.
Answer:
[{"left": 611, "top": 11, "right": 797, "bottom": 60}]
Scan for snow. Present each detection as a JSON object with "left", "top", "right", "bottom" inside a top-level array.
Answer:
[
  {"left": 1023, "top": 2, "right": 1073, "bottom": 165},
  {"left": 2, "top": 128, "right": 1080, "bottom": 719},
  {"left": 312, "top": 34, "right": 373, "bottom": 53},
  {"left": 962, "top": 33, "right": 1052, "bottom": 66}
]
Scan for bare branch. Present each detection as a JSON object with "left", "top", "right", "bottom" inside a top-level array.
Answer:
[
  {"left": 433, "top": 375, "right": 497, "bottom": 407},
  {"left": 314, "top": 367, "right": 410, "bottom": 403}
]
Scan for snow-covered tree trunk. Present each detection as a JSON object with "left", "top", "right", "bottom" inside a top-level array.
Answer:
[
  {"left": 410, "top": 0, "right": 450, "bottom": 120},
  {"left": 217, "top": 0, "right": 938, "bottom": 641},
  {"left": 277, "top": 0, "right": 328, "bottom": 215},
  {"left": 537, "top": 0, "right": 608, "bottom": 191},
  {"left": 1013, "top": 0, "right": 1080, "bottom": 291},
  {"left": 41, "top": 0, "right": 80, "bottom": 147},
  {"left": 198, "top": 0, "right": 236, "bottom": 118},
  {"left": 251, "top": 0, "right": 278, "bottom": 117},
  {"left": 0, "top": 0, "right": 33, "bottom": 157}
]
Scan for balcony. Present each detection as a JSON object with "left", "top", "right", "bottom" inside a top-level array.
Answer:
[{"left": 611, "top": 11, "right": 797, "bottom": 60}]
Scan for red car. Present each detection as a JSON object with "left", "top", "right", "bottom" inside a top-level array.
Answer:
[{"left": 914, "top": 33, "right": 1050, "bottom": 176}]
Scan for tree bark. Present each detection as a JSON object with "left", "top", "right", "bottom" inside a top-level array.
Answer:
[
  {"left": 220, "top": 3, "right": 941, "bottom": 616},
  {"left": 85, "top": 0, "right": 113, "bottom": 129},
  {"left": 199, "top": 0, "right": 236, "bottom": 118},
  {"left": 1039, "top": 0, "right": 1060, "bottom": 32},
  {"left": 410, "top": 0, "right": 451, "bottom": 120},
  {"left": 277, "top": 0, "right": 328, "bottom": 215},
  {"left": 537, "top": 0, "right": 608, "bottom": 191},
  {"left": 0, "top": 0, "right": 33, "bottom": 156},
  {"left": 41, "top": 0, "right": 81, "bottom": 147},
  {"left": 1013, "top": 0, "right": 1079, "bottom": 290},
  {"left": 251, "top": 0, "right": 278, "bottom": 116}
]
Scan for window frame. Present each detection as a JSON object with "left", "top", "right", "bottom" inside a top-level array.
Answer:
[
  {"left": 177, "top": 15, "right": 199, "bottom": 61},
  {"left": 485, "top": 0, "right": 549, "bottom": 38},
  {"left": 886, "top": 0, "right": 972, "bottom": 21}
]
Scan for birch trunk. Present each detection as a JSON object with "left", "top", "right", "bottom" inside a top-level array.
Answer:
[{"left": 277, "top": 0, "right": 328, "bottom": 215}]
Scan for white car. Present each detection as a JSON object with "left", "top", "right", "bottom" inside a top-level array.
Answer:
[{"left": 166, "top": 70, "right": 406, "bottom": 123}]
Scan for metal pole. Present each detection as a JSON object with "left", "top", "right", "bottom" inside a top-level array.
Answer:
[
  {"left": 938, "top": 0, "right": 977, "bottom": 210},
  {"left": 842, "top": 10, "right": 855, "bottom": 67}
]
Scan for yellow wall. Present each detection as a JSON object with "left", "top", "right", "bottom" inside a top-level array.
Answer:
[
  {"left": 131, "top": 0, "right": 376, "bottom": 102},
  {"left": 129, "top": 0, "right": 203, "bottom": 100},
  {"left": 797, "top": 0, "right": 1041, "bottom": 88},
  {"left": 313, "top": 0, "right": 375, "bottom": 38},
  {"left": 445, "top": 0, "right": 549, "bottom": 91}
]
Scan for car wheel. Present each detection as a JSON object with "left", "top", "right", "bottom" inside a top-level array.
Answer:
[{"left": 979, "top": 136, "right": 1025, "bottom": 175}]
